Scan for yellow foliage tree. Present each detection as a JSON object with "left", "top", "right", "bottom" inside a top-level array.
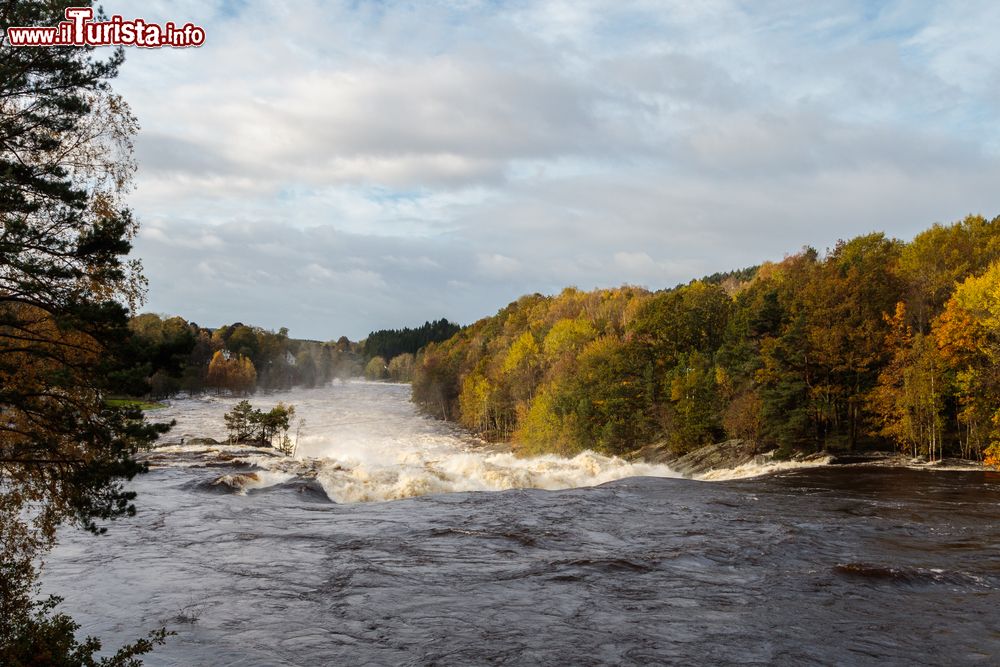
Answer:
[
  {"left": 934, "top": 261, "right": 1000, "bottom": 461},
  {"left": 870, "top": 303, "right": 944, "bottom": 460},
  {"left": 206, "top": 350, "right": 257, "bottom": 395}
]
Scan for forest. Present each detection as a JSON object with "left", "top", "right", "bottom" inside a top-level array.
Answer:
[
  {"left": 412, "top": 215, "right": 1000, "bottom": 466},
  {"left": 109, "top": 315, "right": 463, "bottom": 397},
  {"left": 361, "top": 318, "right": 461, "bottom": 383},
  {"left": 364, "top": 318, "right": 461, "bottom": 360},
  {"left": 362, "top": 318, "right": 462, "bottom": 383},
  {"left": 109, "top": 315, "right": 363, "bottom": 397}
]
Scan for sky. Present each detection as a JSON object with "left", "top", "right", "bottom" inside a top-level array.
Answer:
[{"left": 100, "top": 0, "right": 1000, "bottom": 340}]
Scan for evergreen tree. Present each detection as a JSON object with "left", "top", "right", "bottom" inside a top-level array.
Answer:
[{"left": 1, "top": 2, "right": 168, "bottom": 661}]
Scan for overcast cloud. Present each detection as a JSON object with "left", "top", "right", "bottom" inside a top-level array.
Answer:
[{"left": 102, "top": 0, "right": 1000, "bottom": 339}]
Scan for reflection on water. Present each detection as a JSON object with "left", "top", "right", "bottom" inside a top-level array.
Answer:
[{"left": 41, "top": 382, "right": 1000, "bottom": 665}]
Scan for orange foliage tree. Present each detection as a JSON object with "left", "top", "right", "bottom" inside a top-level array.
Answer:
[
  {"left": 934, "top": 262, "right": 1000, "bottom": 463},
  {"left": 206, "top": 350, "right": 258, "bottom": 395}
]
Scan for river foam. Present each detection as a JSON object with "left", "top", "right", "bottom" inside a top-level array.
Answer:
[
  {"left": 694, "top": 456, "right": 833, "bottom": 481},
  {"left": 149, "top": 381, "right": 681, "bottom": 503},
  {"left": 309, "top": 450, "right": 680, "bottom": 503}
]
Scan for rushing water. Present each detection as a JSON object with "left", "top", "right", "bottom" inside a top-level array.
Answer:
[{"left": 41, "top": 382, "right": 1000, "bottom": 665}]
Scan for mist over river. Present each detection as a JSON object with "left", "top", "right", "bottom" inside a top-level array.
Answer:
[{"left": 42, "top": 382, "right": 1000, "bottom": 665}]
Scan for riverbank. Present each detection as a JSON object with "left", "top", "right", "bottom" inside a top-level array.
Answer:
[
  {"left": 147, "top": 430, "right": 989, "bottom": 490},
  {"left": 633, "top": 438, "right": 988, "bottom": 478}
]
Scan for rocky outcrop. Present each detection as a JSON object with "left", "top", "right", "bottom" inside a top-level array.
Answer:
[
  {"left": 634, "top": 439, "right": 763, "bottom": 476},
  {"left": 825, "top": 451, "right": 987, "bottom": 469},
  {"left": 142, "top": 436, "right": 285, "bottom": 468},
  {"left": 668, "top": 439, "right": 766, "bottom": 476},
  {"left": 635, "top": 439, "right": 836, "bottom": 476},
  {"left": 185, "top": 437, "right": 222, "bottom": 446}
]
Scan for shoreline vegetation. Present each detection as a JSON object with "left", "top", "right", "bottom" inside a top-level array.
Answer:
[
  {"left": 150, "top": 383, "right": 987, "bottom": 479},
  {"left": 106, "top": 316, "right": 462, "bottom": 400},
  {"left": 407, "top": 215, "right": 1000, "bottom": 470},
  {"left": 638, "top": 438, "right": 987, "bottom": 477},
  {"left": 140, "top": 216, "right": 1000, "bottom": 475},
  {"left": 107, "top": 317, "right": 366, "bottom": 398},
  {"left": 127, "top": 213, "right": 1000, "bottom": 478},
  {"left": 153, "top": 428, "right": 988, "bottom": 480}
]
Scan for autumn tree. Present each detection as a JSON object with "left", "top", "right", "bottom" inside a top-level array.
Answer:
[
  {"left": 870, "top": 304, "right": 945, "bottom": 459},
  {"left": 206, "top": 350, "right": 257, "bottom": 395},
  {"left": 387, "top": 352, "right": 415, "bottom": 382},
  {"left": 411, "top": 218, "right": 998, "bottom": 464},
  {"left": 898, "top": 215, "right": 1000, "bottom": 331},
  {"left": 721, "top": 388, "right": 765, "bottom": 444},
  {"left": 412, "top": 342, "right": 462, "bottom": 419},
  {"left": 934, "top": 261, "right": 1000, "bottom": 461},
  {"left": 667, "top": 351, "right": 723, "bottom": 451},
  {"left": 364, "top": 355, "right": 389, "bottom": 380},
  {"left": 557, "top": 336, "right": 655, "bottom": 456},
  {"left": 1, "top": 1, "right": 168, "bottom": 661}
]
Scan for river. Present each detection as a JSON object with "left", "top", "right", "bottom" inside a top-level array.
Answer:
[{"left": 41, "top": 381, "right": 1000, "bottom": 665}]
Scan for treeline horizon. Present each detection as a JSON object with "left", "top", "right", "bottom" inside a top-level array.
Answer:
[
  {"left": 364, "top": 318, "right": 462, "bottom": 360},
  {"left": 411, "top": 214, "right": 1000, "bottom": 466},
  {"left": 112, "top": 315, "right": 465, "bottom": 397},
  {"left": 111, "top": 315, "right": 365, "bottom": 397},
  {"left": 362, "top": 318, "right": 463, "bottom": 383}
]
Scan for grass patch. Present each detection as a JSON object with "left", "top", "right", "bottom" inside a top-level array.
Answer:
[{"left": 105, "top": 397, "right": 168, "bottom": 411}]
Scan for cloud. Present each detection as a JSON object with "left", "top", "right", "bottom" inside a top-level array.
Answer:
[
  {"left": 100, "top": 0, "right": 1000, "bottom": 338},
  {"left": 476, "top": 253, "right": 522, "bottom": 278}
]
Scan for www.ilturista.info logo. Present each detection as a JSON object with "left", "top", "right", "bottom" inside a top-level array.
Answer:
[{"left": 6, "top": 7, "right": 205, "bottom": 48}]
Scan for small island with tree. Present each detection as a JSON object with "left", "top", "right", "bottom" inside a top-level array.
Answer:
[{"left": 222, "top": 401, "right": 299, "bottom": 456}]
